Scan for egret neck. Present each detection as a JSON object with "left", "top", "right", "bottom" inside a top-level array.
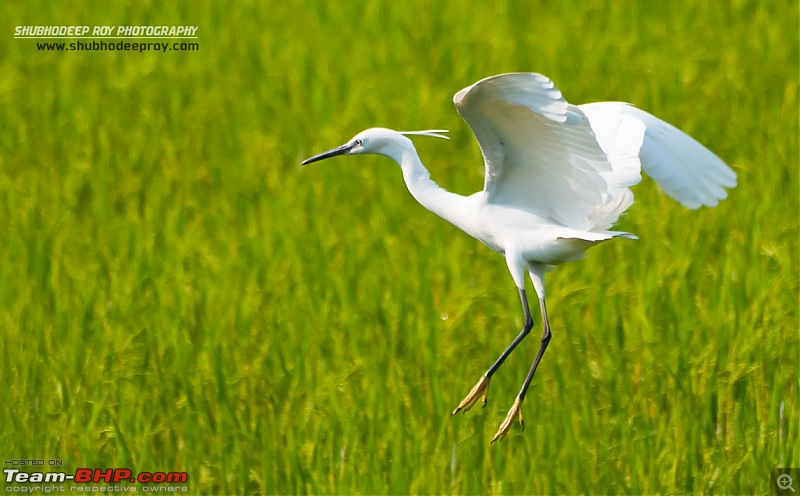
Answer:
[{"left": 391, "top": 142, "right": 473, "bottom": 235}]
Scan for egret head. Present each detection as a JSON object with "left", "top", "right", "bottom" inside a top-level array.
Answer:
[{"left": 301, "top": 127, "right": 448, "bottom": 165}]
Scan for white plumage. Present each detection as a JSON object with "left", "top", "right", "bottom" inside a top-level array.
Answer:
[{"left": 302, "top": 72, "right": 736, "bottom": 443}]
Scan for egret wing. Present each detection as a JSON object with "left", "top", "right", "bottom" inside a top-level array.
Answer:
[
  {"left": 454, "top": 73, "right": 630, "bottom": 230},
  {"left": 580, "top": 102, "right": 736, "bottom": 209}
]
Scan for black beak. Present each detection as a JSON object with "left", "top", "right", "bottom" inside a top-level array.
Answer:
[{"left": 301, "top": 142, "right": 355, "bottom": 166}]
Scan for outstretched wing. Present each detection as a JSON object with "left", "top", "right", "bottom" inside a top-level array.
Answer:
[
  {"left": 580, "top": 102, "right": 737, "bottom": 209},
  {"left": 454, "top": 73, "right": 637, "bottom": 230}
]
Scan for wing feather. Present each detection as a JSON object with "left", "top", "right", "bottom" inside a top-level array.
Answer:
[
  {"left": 454, "top": 73, "right": 633, "bottom": 230},
  {"left": 454, "top": 74, "right": 736, "bottom": 231},
  {"left": 580, "top": 102, "right": 737, "bottom": 209}
]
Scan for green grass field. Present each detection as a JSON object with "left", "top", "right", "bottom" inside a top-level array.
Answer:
[{"left": 1, "top": 1, "right": 797, "bottom": 494}]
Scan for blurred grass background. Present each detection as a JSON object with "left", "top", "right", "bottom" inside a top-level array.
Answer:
[{"left": 0, "top": 0, "right": 797, "bottom": 494}]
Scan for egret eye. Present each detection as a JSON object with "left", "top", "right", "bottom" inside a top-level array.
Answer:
[{"left": 355, "top": 139, "right": 363, "bottom": 147}]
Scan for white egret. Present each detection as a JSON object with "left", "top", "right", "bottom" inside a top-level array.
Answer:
[{"left": 302, "top": 73, "right": 736, "bottom": 443}]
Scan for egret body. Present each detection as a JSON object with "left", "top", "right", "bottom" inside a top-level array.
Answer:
[{"left": 302, "top": 73, "right": 736, "bottom": 443}]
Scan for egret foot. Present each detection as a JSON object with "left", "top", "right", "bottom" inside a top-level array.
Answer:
[
  {"left": 450, "top": 375, "right": 490, "bottom": 416},
  {"left": 490, "top": 397, "right": 523, "bottom": 444}
]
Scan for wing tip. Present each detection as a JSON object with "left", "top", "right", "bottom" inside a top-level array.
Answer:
[{"left": 609, "top": 231, "right": 639, "bottom": 240}]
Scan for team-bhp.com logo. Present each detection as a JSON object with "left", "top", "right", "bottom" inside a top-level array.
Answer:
[{"left": 5, "top": 467, "right": 188, "bottom": 492}]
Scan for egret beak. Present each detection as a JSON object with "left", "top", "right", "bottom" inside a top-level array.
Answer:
[{"left": 301, "top": 142, "right": 355, "bottom": 165}]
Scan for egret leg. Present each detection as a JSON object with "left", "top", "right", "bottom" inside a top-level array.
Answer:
[
  {"left": 450, "top": 287, "right": 533, "bottom": 416},
  {"left": 491, "top": 296, "right": 551, "bottom": 443}
]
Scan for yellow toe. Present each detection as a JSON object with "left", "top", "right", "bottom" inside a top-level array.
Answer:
[
  {"left": 490, "top": 397, "right": 523, "bottom": 444},
  {"left": 450, "top": 375, "right": 490, "bottom": 416}
]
